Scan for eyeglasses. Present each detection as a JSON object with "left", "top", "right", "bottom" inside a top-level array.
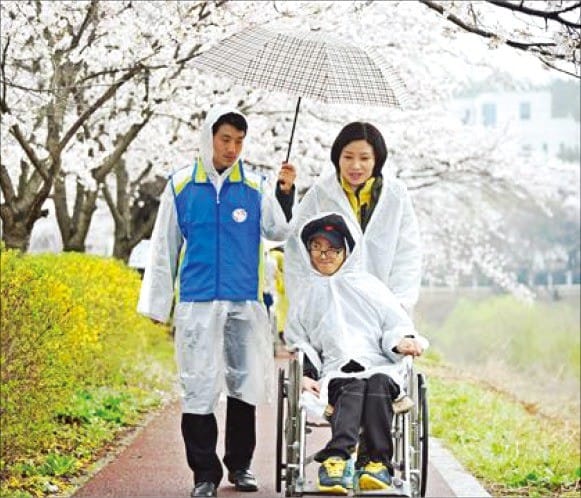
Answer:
[{"left": 309, "top": 247, "right": 344, "bottom": 258}]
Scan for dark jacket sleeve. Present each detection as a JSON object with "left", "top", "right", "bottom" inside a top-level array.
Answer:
[
  {"left": 275, "top": 183, "right": 295, "bottom": 222},
  {"left": 302, "top": 353, "right": 319, "bottom": 380}
]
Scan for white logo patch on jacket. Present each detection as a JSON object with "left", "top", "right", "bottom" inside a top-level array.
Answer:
[{"left": 232, "top": 208, "right": 247, "bottom": 223}]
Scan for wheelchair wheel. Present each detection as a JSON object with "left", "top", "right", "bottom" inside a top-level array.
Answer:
[
  {"left": 407, "top": 370, "right": 429, "bottom": 498},
  {"left": 276, "top": 367, "right": 285, "bottom": 493},
  {"left": 417, "top": 373, "right": 429, "bottom": 497},
  {"left": 284, "top": 356, "right": 303, "bottom": 496}
]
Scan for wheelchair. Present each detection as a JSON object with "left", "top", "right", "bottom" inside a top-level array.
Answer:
[{"left": 275, "top": 351, "right": 429, "bottom": 497}]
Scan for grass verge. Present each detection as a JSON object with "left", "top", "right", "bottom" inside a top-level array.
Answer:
[
  {"left": 421, "top": 354, "right": 581, "bottom": 497},
  {"left": 1, "top": 383, "right": 176, "bottom": 497}
]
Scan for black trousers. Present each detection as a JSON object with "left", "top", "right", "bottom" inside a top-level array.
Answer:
[
  {"left": 181, "top": 396, "right": 256, "bottom": 485},
  {"left": 315, "top": 374, "right": 400, "bottom": 468}
]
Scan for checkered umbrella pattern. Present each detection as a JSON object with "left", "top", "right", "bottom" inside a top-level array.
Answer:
[{"left": 193, "top": 25, "right": 409, "bottom": 107}]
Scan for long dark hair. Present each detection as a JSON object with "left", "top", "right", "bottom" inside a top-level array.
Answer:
[{"left": 330, "top": 122, "right": 387, "bottom": 177}]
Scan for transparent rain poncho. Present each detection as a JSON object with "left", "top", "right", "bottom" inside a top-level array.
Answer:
[
  {"left": 137, "top": 105, "right": 292, "bottom": 414},
  {"left": 284, "top": 212, "right": 427, "bottom": 418},
  {"left": 285, "top": 167, "right": 422, "bottom": 312}
]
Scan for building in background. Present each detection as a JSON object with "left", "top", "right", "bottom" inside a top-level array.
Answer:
[
  {"left": 442, "top": 78, "right": 580, "bottom": 291},
  {"left": 449, "top": 81, "right": 580, "bottom": 160}
]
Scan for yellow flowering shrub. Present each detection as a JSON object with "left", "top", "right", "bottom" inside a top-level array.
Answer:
[{"left": 0, "top": 249, "right": 174, "bottom": 468}]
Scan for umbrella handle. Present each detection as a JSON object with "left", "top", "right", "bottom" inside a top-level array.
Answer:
[{"left": 285, "top": 97, "right": 302, "bottom": 163}]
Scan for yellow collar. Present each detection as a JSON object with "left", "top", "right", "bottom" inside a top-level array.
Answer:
[
  {"left": 194, "top": 158, "right": 243, "bottom": 183},
  {"left": 341, "top": 176, "right": 375, "bottom": 199},
  {"left": 340, "top": 176, "right": 375, "bottom": 222}
]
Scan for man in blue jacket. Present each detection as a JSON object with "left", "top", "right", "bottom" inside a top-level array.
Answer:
[{"left": 138, "top": 105, "right": 296, "bottom": 497}]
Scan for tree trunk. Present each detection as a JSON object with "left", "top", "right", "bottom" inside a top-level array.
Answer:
[
  {"left": 112, "top": 235, "right": 132, "bottom": 262},
  {"left": 107, "top": 162, "right": 164, "bottom": 263},
  {"left": 94, "top": 112, "right": 156, "bottom": 262},
  {"left": 111, "top": 159, "right": 131, "bottom": 262},
  {"left": 0, "top": 163, "right": 51, "bottom": 252},
  {"left": 1, "top": 219, "right": 31, "bottom": 252},
  {"left": 53, "top": 175, "right": 98, "bottom": 253}
]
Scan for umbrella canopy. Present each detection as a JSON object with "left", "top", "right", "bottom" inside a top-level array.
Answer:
[{"left": 193, "top": 25, "right": 410, "bottom": 160}]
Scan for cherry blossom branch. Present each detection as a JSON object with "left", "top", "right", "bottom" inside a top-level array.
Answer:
[
  {"left": 59, "top": 63, "right": 147, "bottom": 155},
  {"left": 0, "top": 111, "right": 49, "bottom": 180},
  {"left": 418, "top": 0, "right": 580, "bottom": 78},
  {"left": 486, "top": 0, "right": 581, "bottom": 30},
  {"left": 69, "top": 0, "right": 98, "bottom": 51},
  {"left": 101, "top": 182, "right": 123, "bottom": 226},
  {"left": 1, "top": 36, "right": 8, "bottom": 105},
  {"left": 91, "top": 109, "right": 154, "bottom": 182},
  {"left": 0, "top": 164, "right": 16, "bottom": 206}
]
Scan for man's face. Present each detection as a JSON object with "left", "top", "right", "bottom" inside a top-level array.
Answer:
[
  {"left": 308, "top": 235, "right": 346, "bottom": 276},
  {"left": 212, "top": 123, "right": 245, "bottom": 170}
]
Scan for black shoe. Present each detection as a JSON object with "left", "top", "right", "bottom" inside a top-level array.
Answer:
[
  {"left": 228, "top": 469, "right": 258, "bottom": 492},
  {"left": 191, "top": 481, "right": 217, "bottom": 497}
]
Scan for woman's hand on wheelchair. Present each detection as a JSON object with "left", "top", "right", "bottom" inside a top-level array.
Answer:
[
  {"left": 302, "top": 376, "right": 321, "bottom": 397},
  {"left": 395, "top": 337, "right": 425, "bottom": 357}
]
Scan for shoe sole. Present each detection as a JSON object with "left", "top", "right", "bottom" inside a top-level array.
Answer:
[
  {"left": 227, "top": 475, "right": 258, "bottom": 492},
  {"left": 317, "top": 482, "right": 348, "bottom": 495},
  {"left": 233, "top": 485, "right": 258, "bottom": 492},
  {"left": 229, "top": 482, "right": 258, "bottom": 492},
  {"left": 227, "top": 480, "right": 258, "bottom": 492},
  {"left": 358, "top": 474, "right": 391, "bottom": 490}
]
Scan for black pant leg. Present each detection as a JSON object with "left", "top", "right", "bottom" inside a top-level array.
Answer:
[
  {"left": 181, "top": 413, "right": 224, "bottom": 485},
  {"left": 223, "top": 396, "right": 256, "bottom": 471},
  {"left": 359, "top": 373, "right": 400, "bottom": 467},
  {"left": 316, "top": 378, "right": 366, "bottom": 462}
]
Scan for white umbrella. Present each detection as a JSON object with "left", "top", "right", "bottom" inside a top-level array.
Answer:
[{"left": 193, "top": 25, "right": 410, "bottom": 161}]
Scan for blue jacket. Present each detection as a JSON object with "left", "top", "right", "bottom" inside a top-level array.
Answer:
[{"left": 172, "top": 159, "right": 263, "bottom": 302}]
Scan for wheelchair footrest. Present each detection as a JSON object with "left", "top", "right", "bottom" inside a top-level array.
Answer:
[{"left": 355, "top": 490, "right": 411, "bottom": 497}]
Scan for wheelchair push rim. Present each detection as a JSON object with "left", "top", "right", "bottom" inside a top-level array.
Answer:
[
  {"left": 276, "top": 367, "right": 285, "bottom": 493},
  {"left": 418, "top": 372, "right": 429, "bottom": 498}
]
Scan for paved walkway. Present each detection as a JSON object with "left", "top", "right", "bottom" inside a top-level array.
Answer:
[{"left": 73, "top": 358, "right": 489, "bottom": 498}]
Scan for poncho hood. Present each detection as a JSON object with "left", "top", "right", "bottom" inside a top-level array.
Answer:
[
  {"left": 296, "top": 212, "right": 362, "bottom": 280},
  {"left": 199, "top": 104, "right": 247, "bottom": 178}
]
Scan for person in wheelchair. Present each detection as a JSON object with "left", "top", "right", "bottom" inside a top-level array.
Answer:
[{"left": 285, "top": 212, "right": 427, "bottom": 495}]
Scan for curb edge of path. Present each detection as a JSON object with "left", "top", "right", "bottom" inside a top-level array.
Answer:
[{"left": 429, "top": 437, "right": 492, "bottom": 497}]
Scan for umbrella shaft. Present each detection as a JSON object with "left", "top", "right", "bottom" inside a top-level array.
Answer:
[{"left": 286, "top": 97, "right": 302, "bottom": 163}]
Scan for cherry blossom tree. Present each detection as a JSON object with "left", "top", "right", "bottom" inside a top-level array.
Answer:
[
  {"left": 2, "top": 2, "right": 147, "bottom": 249},
  {"left": 0, "top": 0, "right": 338, "bottom": 256},
  {"left": 249, "top": 1, "right": 579, "bottom": 297},
  {"left": 418, "top": 0, "right": 581, "bottom": 79},
  {"left": 2, "top": 0, "right": 578, "bottom": 295},
  {"left": 0, "top": 0, "right": 272, "bottom": 252}
]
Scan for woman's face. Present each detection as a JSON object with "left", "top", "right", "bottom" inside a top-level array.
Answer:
[{"left": 339, "top": 140, "right": 375, "bottom": 189}]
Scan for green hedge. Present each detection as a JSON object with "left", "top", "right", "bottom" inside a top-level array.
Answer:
[{"left": 0, "top": 249, "right": 175, "bottom": 496}]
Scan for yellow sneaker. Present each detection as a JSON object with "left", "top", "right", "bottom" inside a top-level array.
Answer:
[
  {"left": 358, "top": 461, "right": 392, "bottom": 490},
  {"left": 317, "top": 457, "right": 348, "bottom": 495}
]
